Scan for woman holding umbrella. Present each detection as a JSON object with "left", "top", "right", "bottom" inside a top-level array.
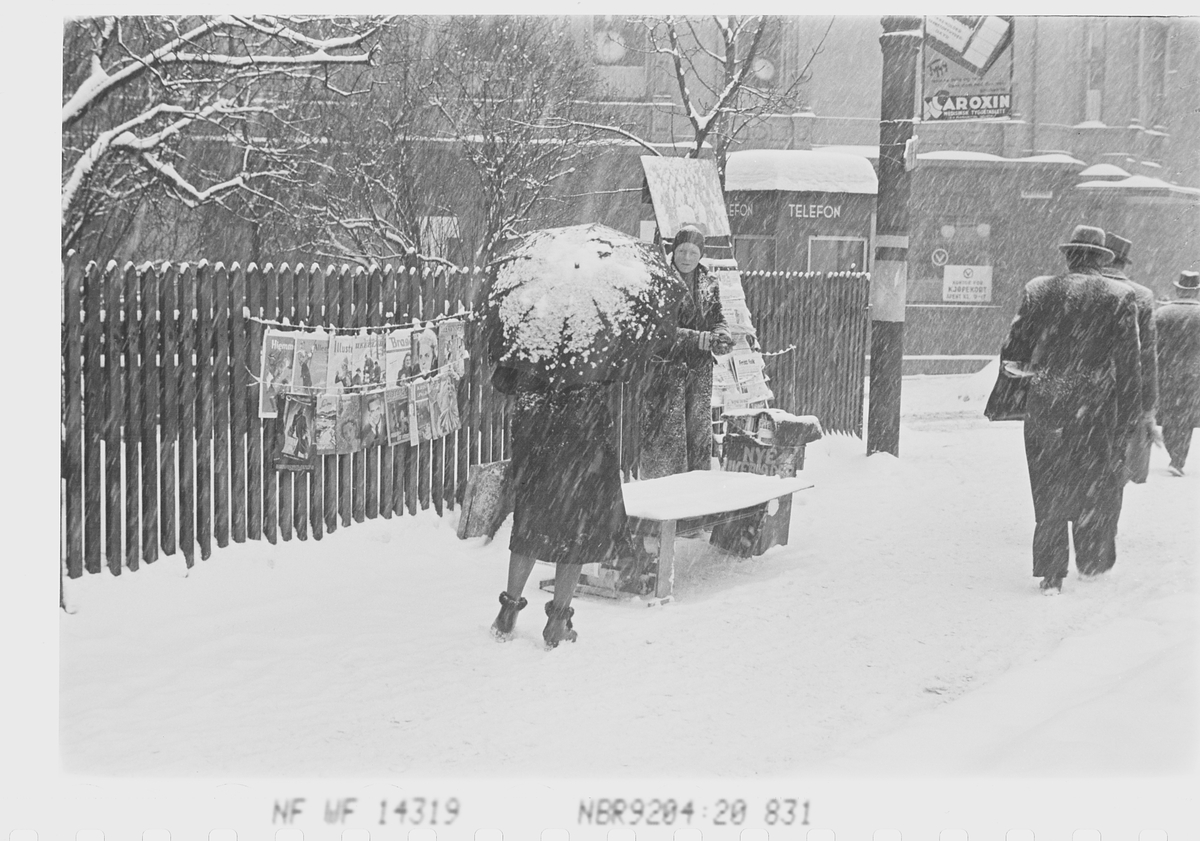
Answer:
[
  {"left": 639, "top": 225, "right": 734, "bottom": 479},
  {"left": 485, "top": 224, "right": 685, "bottom": 648}
]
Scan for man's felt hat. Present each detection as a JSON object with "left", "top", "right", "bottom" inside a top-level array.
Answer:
[
  {"left": 1104, "top": 232, "right": 1132, "bottom": 265},
  {"left": 1059, "top": 224, "right": 1114, "bottom": 264},
  {"left": 1176, "top": 270, "right": 1200, "bottom": 290}
]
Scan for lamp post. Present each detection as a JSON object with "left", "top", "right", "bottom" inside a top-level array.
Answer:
[{"left": 868, "top": 16, "right": 922, "bottom": 456}]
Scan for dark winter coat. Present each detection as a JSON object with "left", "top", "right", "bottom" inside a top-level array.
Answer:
[
  {"left": 1102, "top": 268, "right": 1158, "bottom": 413},
  {"left": 498, "top": 368, "right": 632, "bottom": 566},
  {"left": 639, "top": 262, "right": 726, "bottom": 478},
  {"left": 1000, "top": 269, "right": 1142, "bottom": 522},
  {"left": 1153, "top": 298, "right": 1200, "bottom": 428}
]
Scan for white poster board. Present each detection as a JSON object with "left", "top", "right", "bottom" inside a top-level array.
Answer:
[
  {"left": 942, "top": 264, "right": 993, "bottom": 302},
  {"left": 640, "top": 156, "right": 732, "bottom": 241}
]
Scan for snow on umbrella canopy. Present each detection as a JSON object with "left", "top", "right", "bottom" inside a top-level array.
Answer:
[{"left": 486, "top": 223, "right": 685, "bottom": 385}]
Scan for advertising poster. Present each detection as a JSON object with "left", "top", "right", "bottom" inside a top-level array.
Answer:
[
  {"left": 922, "top": 16, "right": 1014, "bottom": 121},
  {"left": 290, "top": 331, "right": 329, "bottom": 395},
  {"left": 258, "top": 330, "right": 296, "bottom": 419},
  {"left": 274, "top": 394, "right": 316, "bottom": 471},
  {"left": 942, "top": 264, "right": 993, "bottom": 302}
]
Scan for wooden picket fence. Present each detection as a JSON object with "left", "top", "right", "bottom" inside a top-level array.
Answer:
[
  {"left": 742, "top": 271, "right": 870, "bottom": 437},
  {"left": 60, "top": 257, "right": 869, "bottom": 579}
]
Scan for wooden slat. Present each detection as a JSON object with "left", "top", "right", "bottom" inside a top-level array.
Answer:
[
  {"left": 419, "top": 268, "right": 435, "bottom": 513},
  {"left": 404, "top": 265, "right": 420, "bottom": 515},
  {"left": 103, "top": 263, "right": 124, "bottom": 573},
  {"left": 339, "top": 265, "right": 354, "bottom": 528},
  {"left": 246, "top": 263, "right": 265, "bottom": 541},
  {"left": 82, "top": 262, "right": 104, "bottom": 573},
  {"left": 139, "top": 263, "right": 160, "bottom": 564},
  {"left": 62, "top": 254, "right": 84, "bottom": 578},
  {"left": 302, "top": 262, "right": 324, "bottom": 540},
  {"left": 291, "top": 262, "right": 310, "bottom": 541},
  {"left": 212, "top": 263, "right": 231, "bottom": 550},
  {"left": 351, "top": 266, "right": 367, "bottom": 524},
  {"left": 121, "top": 263, "right": 141, "bottom": 571},
  {"left": 378, "top": 264, "right": 395, "bottom": 521},
  {"left": 277, "top": 263, "right": 295, "bottom": 543},
  {"left": 159, "top": 265, "right": 179, "bottom": 557},
  {"left": 196, "top": 262, "right": 214, "bottom": 561},
  {"left": 365, "top": 264, "right": 382, "bottom": 521},
  {"left": 178, "top": 263, "right": 197, "bottom": 567},
  {"left": 229, "top": 263, "right": 248, "bottom": 544},
  {"left": 324, "top": 265, "right": 342, "bottom": 535},
  {"left": 262, "top": 264, "right": 279, "bottom": 544}
]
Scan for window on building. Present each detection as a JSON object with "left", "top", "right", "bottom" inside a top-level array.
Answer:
[
  {"left": 734, "top": 236, "right": 777, "bottom": 273},
  {"left": 419, "top": 216, "right": 462, "bottom": 262},
  {"left": 1143, "top": 21, "right": 1168, "bottom": 129},
  {"left": 910, "top": 220, "right": 995, "bottom": 304},
  {"left": 1085, "top": 21, "right": 1106, "bottom": 122},
  {"left": 808, "top": 237, "right": 867, "bottom": 274}
]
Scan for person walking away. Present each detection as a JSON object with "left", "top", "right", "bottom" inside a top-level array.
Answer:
[
  {"left": 639, "top": 226, "right": 733, "bottom": 479},
  {"left": 1153, "top": 270, "right": 1200, "bottom": 476},
  {"left": 488, "top": 367, "right": 637, "bottom": 648},
  {"left": 1102, "top": 233, "right": 1159, "bottom": 483},
  {"left": 998, "top": 225, "right": 1142, "bottom": 594}
]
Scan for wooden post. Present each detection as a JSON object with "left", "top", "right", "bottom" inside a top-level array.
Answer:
[
  {"left": 83, "top": 261, "right": 104, "bottom": 574},
  {"left": 139, "top": 262, "right": 160, "bottom": 564},
  {"left": 196, "top": 261, "right": 214, "bottom": 561},
  {"left": 122, "top": 263, "right": 142, "bottom": 571},
  {"left": 868, "top": 16, "right": 921, "bottom": 456},
  {"left": 63, "top": 254, "right": 84, "bottom": 578},
  {"left": 213, "top": 263, "right": 231, "bottom": 550},
  {"left": 178, "top": 263, "right": 197, "bottom": 567},
  {"left": 159, "top": 265, "right": 179, "bottom": 557},
  {"left": 103, "top": 262, "right": 124, "bottom": 574},
  {"left": 230, "top": 263, "right": 249, "bottom": 544},
  {"left": 246, "top": 263, "right": 265, "bottom": 541}
]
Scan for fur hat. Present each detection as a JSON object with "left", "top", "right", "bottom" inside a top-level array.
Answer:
[
  {"left": 672, "top": 225, "right": 706, "bottom": 252},
  {"left": 1104, "top": 233, "right": 1132, "bottom": 266},
  {"left": 1059, "top": 225, "right": 1114, "bottom": 263},
  {"left": 1176, "top": 270, "right": 1200, "bottom": 290}
]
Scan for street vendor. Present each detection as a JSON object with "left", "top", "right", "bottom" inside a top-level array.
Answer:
[{"left": 639, "top": 225, "right": 734, "bottom": 479}]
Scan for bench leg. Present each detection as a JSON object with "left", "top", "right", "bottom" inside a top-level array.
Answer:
[
  {"left": 754, "top": 494, "right": 793, "bottom": 555},
  {"left": 653, "top": 519, "right": 677, "bottom": 600}
]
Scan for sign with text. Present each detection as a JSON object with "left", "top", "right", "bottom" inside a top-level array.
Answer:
[
  {"left": 942, "top": 264, "right": 993, "bottom": 302},
  {"left": 922, "top": 16, "right": 1014, "bottom": 121}
]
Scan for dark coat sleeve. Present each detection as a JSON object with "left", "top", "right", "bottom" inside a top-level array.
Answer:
[
  {"left": 1112, "top": 289, "right": 1143, "bottom": 436},
  {"left": 999, "top": 278, "right": 1048, "bottom": 365},
  {"left": 1136, "top": 290, "right": 1159, "bottom": 413}
]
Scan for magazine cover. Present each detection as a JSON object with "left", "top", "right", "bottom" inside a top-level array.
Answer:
[
  {"left": 430, "top": 372, "right": 461, "bottom": 436},
  {"left": 360, "top": 391, "right": 387, "bottom": 449},
  {"left": 313, "top": 394, "right": 339, "bottom": 454},
  {"left": 357, "top": 332, "right": 386, "bottom": 391},
  {"left": 385, "top": 328, "right": 415, "bottom": 386},
  {"left": 409, "top": 377, "right": 434, "bottom": 444},
  {"left": 327, "top": 333, "right": 356, "bottom": 393},
  {"left": 438, "top": 319, "right": 467, "bottom": 379},
  {"left": 415, "top": 325, "right": 439, "bottom": 375},
  {"left": 274, "top": 393, "right": 316, "bottom": 471},
  {"left": 335, "top": 393, "right": 363, "bottom": 454},
  {"left": 383, "top": 386, "right": 411, "bottom": 447},
  {"left": 258, "top": 329, "right": 296, "bottom": 418},
  {"left": 291, "top": 331, "right": 330, "bottom": 394}
]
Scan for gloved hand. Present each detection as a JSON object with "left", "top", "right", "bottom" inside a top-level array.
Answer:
[
  {"left": 1145, "top": 411, "right": 1164, "bottom": 447},
  {"left": 707, "top": 328, "right": 734, "bottom": 356}
]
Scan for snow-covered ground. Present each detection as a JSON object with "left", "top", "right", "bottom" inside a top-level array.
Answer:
[{"left": 57, "top": 364, "right": 1198, "bottom": 778}]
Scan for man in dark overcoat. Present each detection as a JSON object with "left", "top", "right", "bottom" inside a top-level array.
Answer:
[
  {"left": 999, "top": 225, "right": 1142, "bottom": 594},
  {"left": 1153, "top": 270, "right": 1200, "bottom": 475},
  {"left": 1102, "top": 232, "right": 1159, "bottom": 483}
]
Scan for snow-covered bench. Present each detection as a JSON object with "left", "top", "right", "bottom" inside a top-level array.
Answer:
[{"left": 619, "top": 470, "right": 815, "bottom": 600}]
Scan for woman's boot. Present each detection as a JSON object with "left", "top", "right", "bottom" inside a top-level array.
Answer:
[
  {"left": 543, "top": 600, "right": 578, "bottom": 649},
  {"left": 491, "top": 591, "right": 527, "bottom": 640}
]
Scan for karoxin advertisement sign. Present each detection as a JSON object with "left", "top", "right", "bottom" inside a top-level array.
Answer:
[{"left": 921, "top": 15, "right": 1014, "bottom": 121}]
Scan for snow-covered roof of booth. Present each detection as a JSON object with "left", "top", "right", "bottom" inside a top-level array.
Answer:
[
  {"left": 725, "top": 149, "right": 878, "bottom": 195},
  {"left": 1076, "top": 175, "right": 1200, "bottom": 197},
  {"left": 1078, "top": 163, "right": 1132, "bottom": 179}
]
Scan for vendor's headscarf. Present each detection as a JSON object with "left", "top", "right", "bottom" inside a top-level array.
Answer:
[{"left": 672, "top": 225, "right": 706, "bottom": 253}]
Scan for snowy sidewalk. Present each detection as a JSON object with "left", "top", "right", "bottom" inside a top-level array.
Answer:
[{"left": 59, "top": 368, "right": 1198, "bottom": 777}]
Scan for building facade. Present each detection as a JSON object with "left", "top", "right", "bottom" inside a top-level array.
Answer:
[{"left": 570, "top": 16, "right": 1200, "bottom": 370}]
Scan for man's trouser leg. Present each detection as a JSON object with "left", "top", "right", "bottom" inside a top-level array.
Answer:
[
  {"left": 1162, "top": 424, "right": 1193, "bottom": 470},
  {"left": 1074, "top": 481, "right": 1123, "bottom": 575},
  {"left": 1032, "top": 518, "right": 1070, "bottom": 582}
]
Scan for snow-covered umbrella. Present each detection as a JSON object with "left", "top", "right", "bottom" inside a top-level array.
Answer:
[{"left": 484, "top": 223, "right": 686, "bottom": 385}]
